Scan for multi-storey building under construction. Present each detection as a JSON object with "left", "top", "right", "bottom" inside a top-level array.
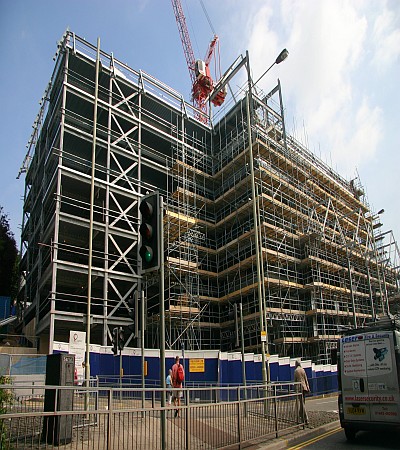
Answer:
[{"left": 18, "top": 31, "right": 400, "bottom": 364}]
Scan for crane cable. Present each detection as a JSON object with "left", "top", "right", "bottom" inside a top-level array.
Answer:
[
  {"left": 200, "top": 1, "right": 234, "bottom": 103},
  {"left": 183, "top": 0, "right": 200, "bottom": 58},
  {"left": 200, "top": 1, "right": 221, "bottom": 79},
  {"left": 200, "top": 0, "right": 216, "bottom": 36}
]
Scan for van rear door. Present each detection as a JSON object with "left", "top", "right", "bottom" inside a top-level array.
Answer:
[
  {"left": 341, "top": 331, "right": 400, "bottom": 424},
  {"left": 365, "top": 331, "right": 399, "bottom": 422},
  {"left": 341, "top": 333, "right": 370, "bottom": 422}
]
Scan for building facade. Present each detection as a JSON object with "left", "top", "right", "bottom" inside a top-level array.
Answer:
[{"left": 18, "top": 31, "right": 400, "bottom": 363}]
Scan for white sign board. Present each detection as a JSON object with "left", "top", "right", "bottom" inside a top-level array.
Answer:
[
  {"left": 69, "top": 331, "right": 86, "bottom": 383},
  {"left": 261, "top": 331, "right": 267, "bottom": 342},
  {"left": 342, "top": 339, "right": 366, "bottom": 377}
]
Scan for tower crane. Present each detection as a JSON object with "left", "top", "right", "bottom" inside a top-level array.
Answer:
[{"left": 171, "top": 0, "right": 226, "bottom": 120}]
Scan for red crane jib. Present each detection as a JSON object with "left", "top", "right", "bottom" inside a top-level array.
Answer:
[
  {"left": 211, "top": 88, "right": 227, "bottom": 107},
  {"left": 171, "top": 0, "right": 226, "bottom": 116},
  {"left": 204, "top": 35, "right": 218, "bottom": 65}
]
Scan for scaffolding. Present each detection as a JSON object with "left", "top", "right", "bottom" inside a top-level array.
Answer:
[{"left": 18, "top": 31, "right": 400, "bottom": 363}]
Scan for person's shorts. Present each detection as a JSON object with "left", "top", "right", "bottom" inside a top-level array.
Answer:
[{"left": 173, "top": 389, "right": 183, "bottom": 399}]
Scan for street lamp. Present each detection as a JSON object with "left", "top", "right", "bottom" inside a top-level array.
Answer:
[
  {"left": 245, "top": 49, "right": 289, "bottom": 384},
  {"left": 349, "top": 208, "right": 386, "bottom": 322},
  {"left": 253, "top": 48, "right": 289, "bottom": 87},
  {"left": 245, "top": 51, "right": 267, "bottom": 385},
  {"left": 366, "top": 208, "right": 385, "bottom": 220},
  {"left": 369, "top": 209, "right": 389, "bottom": 316},
  {"left": 207, "top": 48, "right": 289, "bottom": 386}
]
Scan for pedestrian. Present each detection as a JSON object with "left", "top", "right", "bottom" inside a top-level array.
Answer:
[
  {"left": 294, "top": 360, "right": 310, "bottom": 426},
  {"left": 166, "top": 369, "right": 173, "bottom": 405},
  {"left": 171, "top": 355, "right": 184, "bottom": 417}
]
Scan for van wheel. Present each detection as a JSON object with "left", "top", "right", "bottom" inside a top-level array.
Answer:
[{"left": 344, "top": 427, "right": 356, "bottom": 441}]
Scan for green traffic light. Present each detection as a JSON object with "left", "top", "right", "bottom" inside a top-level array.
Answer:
[
  {"left": 140, "top": 245, "right": 153, "bottom": 263},
  {"left": 145, "top": 249, "right": 153, "bottom": 262}
]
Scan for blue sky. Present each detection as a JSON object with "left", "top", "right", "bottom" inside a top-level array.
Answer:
[{"left": 1, "top": 0, "right": 399, "bottom": 251}]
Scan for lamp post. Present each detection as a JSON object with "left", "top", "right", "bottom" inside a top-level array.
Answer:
[
  {"left": 245, "top": 49, "right": 289, "bottom": 385},
  {"left": 346, "top": 250, "right": 357, "bottom": 328},
  {"left": 208, "top": 48, "right": 288, "bottom": 386},
  {"left": 369, "top": 209, "right": 388, "bottom": 315},
  {"left": 253, "top": 49, "right": 289, "bottom": 87},
  {"left": 245, "top": 54, "right": 266, "bottom": 384},
  {"left": 336, "top": 207, "right": 386, "bottom": 325}
]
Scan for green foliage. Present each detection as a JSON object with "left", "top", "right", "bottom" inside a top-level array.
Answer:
[
  {"left": 0, "top": 376, "right": 13, "bottom": 409},
  {"left": 0, "top": 375, "right": 13, "bottom": 449},
  {"left": 0, "top": 207, "right": 18, "bottom": 298},
  {"left": 10, "top": 256, "right": 20, "bottom": 303}
]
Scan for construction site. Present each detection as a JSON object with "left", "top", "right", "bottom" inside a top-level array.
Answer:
[{"left": 17, "top": 23, "right": 400, "bottom": 366}]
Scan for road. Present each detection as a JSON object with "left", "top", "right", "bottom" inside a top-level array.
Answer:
[
  {"left": 288, "top": 424, "right": 400, "bottom": 449},
  {"left": 286, "top": 396, "right": 399, "bottom": 449},
  {"left": 306, "top": 396, "right": 338, "bottom": 412}
]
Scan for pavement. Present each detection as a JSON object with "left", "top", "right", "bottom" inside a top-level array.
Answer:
[
  {"left": 247, "top": 419, "right": 342, "bottom": 449},
  {"left": 244, "top": 394, "right": 341, "bottom": 449}
]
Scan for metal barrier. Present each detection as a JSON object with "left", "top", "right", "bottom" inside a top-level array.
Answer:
[
  {"left": 0, "top": 383, "right": 304, "bottom": 449},
  {"left": 95, "top": 373, "right": 339, "bottom": 398}
]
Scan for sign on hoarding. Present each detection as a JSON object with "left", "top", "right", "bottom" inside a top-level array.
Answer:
[
  {"left": 190, "top": 358, "right": 205, "bottom": 373},
  {"left": 69, "top": 331, "right": 86, "bottom": 383}
]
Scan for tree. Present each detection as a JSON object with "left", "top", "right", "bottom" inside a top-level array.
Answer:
[
  {"left": 0, "top": 375, "right": 13, "bottom": 448},
  {"left": 0, "top": 207, "right": 18, "bottom": 297}
]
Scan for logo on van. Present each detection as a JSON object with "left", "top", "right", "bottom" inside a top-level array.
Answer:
[{"left": 373, "top": 347, "right": 388, "bottom": 362}]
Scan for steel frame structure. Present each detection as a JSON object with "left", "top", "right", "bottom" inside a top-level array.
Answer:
[{"left": 18, "top": 31, "right": 400, "bottom": 363}]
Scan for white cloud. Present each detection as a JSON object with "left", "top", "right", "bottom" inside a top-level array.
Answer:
[
  {"left": 347, "top": 99, "right": 383, "bottom": 161},
  {"left": 326, "top": 98, "right": 383, "bottom": 175},
  {"left": 280, "top": 0, "right": 367, "bottom": 123},
  {"left": 245, "top": 4, "right": 277, "bottom": 81},
  {"left": 238, "top": 0, "right": 388, "bottom": 175},
  {"left": 372, "top": 5, "right": 400, "bottom": 71},
  {"left": 218, "top": 0, "right": 398, "bottom": 237}
]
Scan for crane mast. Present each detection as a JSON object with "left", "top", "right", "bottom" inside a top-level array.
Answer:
[{"left": 171, "top": 0, "right": 226, "bottom": 120}]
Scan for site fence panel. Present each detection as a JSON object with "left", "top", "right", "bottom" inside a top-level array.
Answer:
[
  {"left": 0, "top": 383, "right": 304, "bottom": 449},
  {"left": 308, "top": 374, "right": 338, "bottom": 396}
]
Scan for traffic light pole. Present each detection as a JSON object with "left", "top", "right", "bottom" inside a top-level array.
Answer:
[
  {"left": 141, "top": 290, "right": 145, "bottom": 410},
  {"left": 159, "top": 196, "right": 166, "bottom": 450},
  {"left": 120, "top": 345, "right": 123, "bottom": 376},
  {"left": 138, "top": 191, "right": 165, "bottom": 448},
  {"left": 119, "top": 346, "right": 123, "bottom": 401}
]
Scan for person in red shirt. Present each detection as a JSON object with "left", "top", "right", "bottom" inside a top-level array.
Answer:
[{"left": 171, "top": 355, "right": 184, "bottom": 417}]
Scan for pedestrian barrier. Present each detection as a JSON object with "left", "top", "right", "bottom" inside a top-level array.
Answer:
[{"left": 0, "top": 382, "right": 306, "bottom": 449}]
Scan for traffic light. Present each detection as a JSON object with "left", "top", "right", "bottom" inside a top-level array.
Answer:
[
  {"left": 139, "top": 192, "right": 161, "bottom": 273},
  {"left": 112, "top": 327, "right": 118, "bottom": 355},
  {"left": 118, "top": 327, "right": 125, "bottom": 351}
]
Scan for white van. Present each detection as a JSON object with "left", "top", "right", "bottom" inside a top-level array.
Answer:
[{"left": 338, "top": 317, "right": 400, "bottom": 441}]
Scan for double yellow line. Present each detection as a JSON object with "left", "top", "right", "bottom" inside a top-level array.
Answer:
[{"left": 288, "top": 426, "right": 342, "bottom": 449}]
